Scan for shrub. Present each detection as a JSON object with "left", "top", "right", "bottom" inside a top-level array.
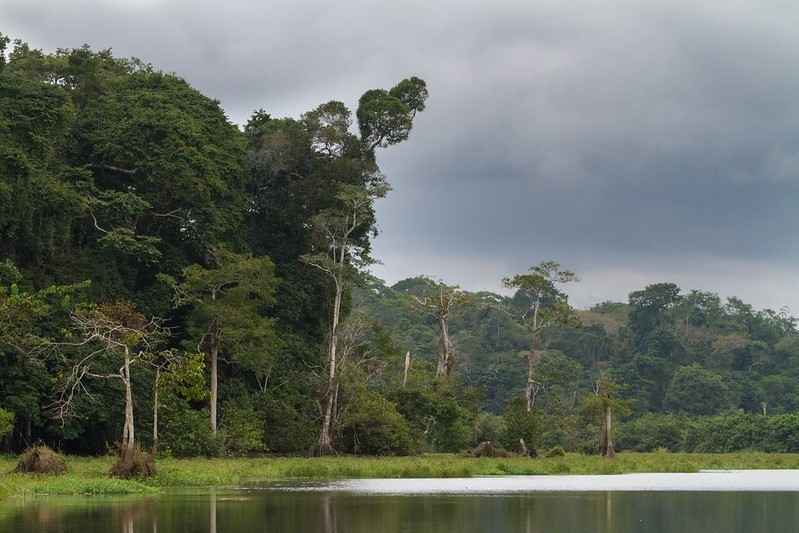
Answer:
[
  {"left": 220, "top": 396, "right": 265, "bottom": 455},
  {"left": 258, "top": 388, "right": 317, "bottom": 453},
  {"left": 617, "top": 413, "right": 687, "bottom": 452},
  {"left": 339, "top": 389, "right": 414, "bottom": 455},
  {"left": 108, "top": 444, "right": 156, "bottom": 479},
  {"left": 501, "top": 397, "right": 541, "bottom": 454},
  {"left": 682, "top": 412, "right": 799, "bottom": 453},
  {"left": 159, "top": 393, "right": 223, "bottom": 457},
  {"left": 0, "top": 407, "right": 13, "bottom": 438},
  {"left": 545, "top": 445, "right": 566, "bottom": 458},
  {"left": 392, "top": 388, "right": 471, "bottom": 452},
  {"left": 470, "top": 413, "right": 506, "bottom": 447}
]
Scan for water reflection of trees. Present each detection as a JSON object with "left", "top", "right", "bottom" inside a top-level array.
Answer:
[{"left": 4, "top": 489, "right": 799, "bottom": 532}]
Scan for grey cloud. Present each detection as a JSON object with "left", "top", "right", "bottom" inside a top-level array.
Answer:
[{"left": 3, "top": 0, "right": 799, "bottom": 312}]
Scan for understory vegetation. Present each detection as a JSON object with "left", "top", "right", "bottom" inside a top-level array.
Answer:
[{"left": 1, "top": 33, "right": 798, "bottom": 474}]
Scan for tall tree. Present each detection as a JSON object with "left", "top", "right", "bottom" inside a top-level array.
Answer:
[
  {"left": 0, "top": 33, "right": 9, "bottom": 72},
  {"left": 0, "top": 49, "right": 86, "bottom": 281},
  {"left": 289, "top": 78, "right": 426, "bottom": 455},
  {"left": 584, "top": 375, "right": 631, "bottom": 458},
  {"left": 302, "top": 179, "right": 391, "bottom": 455},
  {"left": 502, "top": 261, "right": 580, "bottom": 411},
  {"left": 163, "top": 250, "right": 279, "bottom": 437},
  {"left": 357, "top": 77, "right": 427, "bottom": 154},
  {"left": 628, "top": 282, "right": 682, "bottom": 350},
  {"left": 408, "top": 277, "right": 470, "bottom": 380}
]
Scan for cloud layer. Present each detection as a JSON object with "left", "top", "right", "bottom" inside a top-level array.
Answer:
[{"left": 4, "top": 0, "right": 798, "bottom": 311}]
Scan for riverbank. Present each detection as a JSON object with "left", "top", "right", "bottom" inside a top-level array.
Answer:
[{"left": 2, "top": 451, "right": 798, "bottom": 500}]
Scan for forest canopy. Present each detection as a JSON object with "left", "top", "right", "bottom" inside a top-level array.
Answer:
[{"left": 1, "top": 35, "right": 798, "bottom": 461}]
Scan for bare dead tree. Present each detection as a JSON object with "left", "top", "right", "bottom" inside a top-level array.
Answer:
[{"left": 42, "top": 301, "right": 168, "bottom": 477}]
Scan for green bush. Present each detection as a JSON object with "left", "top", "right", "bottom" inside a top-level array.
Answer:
[
  {"left": 470, "top": 412, "right": 505, "bottom": 446},
  {"left": 219, "top": 396, "right": 265, "bottom": 455},
  {"left": 258, "top": 388, "right": 318, "bottom": 453},
  {"left": 339, "top": 389, "right": 414, "bottom": 455},
  {"left": 159, "top": 394, "right": 223, "bottom": 457},
  {"left": 617, "top": 413, "right": 687, "bottom": 452},
  {"left": 545, "top": 445, "right": 566, "bottom": 457},
  {"left": 392, "top": 388, "right": 471, "bottom": 452},
  {"left": 501, "top": 397, "right": 541, "bottom": 453},
  {"left": 0, "top": 407, "right": 13, "bottom": 438},
  {"left": 767, "top": 413, "right": 799, "bottom": 452},
  {"left": 682, "top": 412, "right": 799, "bottom": 453}
]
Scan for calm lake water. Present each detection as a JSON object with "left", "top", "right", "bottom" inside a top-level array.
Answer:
[{"left": 3, "top": 471, "right": 799, "bottom": 532}]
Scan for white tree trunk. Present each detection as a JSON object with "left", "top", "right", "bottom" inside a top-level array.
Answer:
[
  {"left": 435, "top": 317, "right": 454, "bottom": 379},
  {"left": 604, "top": 401, "right": 615, "bottom": 459},
  {"left": 122, "top": 349, "right": 135, "bottom": 462},
  {"left": 526, "top": 302, "right": 540, "bottom": 412},
  {"left": 210, "top": 342, "right": 218, "bottom": 436},
  {"left": 316, "top": 279, "right": 343, "bottom": 455},
  {"left": 152, "top": 367, "right": 159, "bottom": 453}
]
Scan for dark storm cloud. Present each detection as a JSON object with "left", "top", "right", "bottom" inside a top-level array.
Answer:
[{"left": 3, "top": 0, "right": 799, "bottom": 311}]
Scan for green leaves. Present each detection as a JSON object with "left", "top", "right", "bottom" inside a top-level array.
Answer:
[
  {"left": 0, "top": 407, "right": 13, "bottom": 437},
  {"left": 0, "top": 33, "right": 9, "bottom": 72},
  {"left": 357, "top": 77, "right": 428, "bottom": 153},
  {"left": 389, "top": 76, "right": 428, "bottom": 116},
  {"left": 502, "top": 261, "right": 580, "bottom": 333},
  {"left": 303, "top": 178, "right": 392, "bottom": 276},
  {"left": 302, "top": 100, "right": 356, "bottom": 158},
  {"left": 82, "top": 71, "right": 248, "bottom": 255},
  {"left": 168, "top": 250, "right": 281, "bottom": 377}
]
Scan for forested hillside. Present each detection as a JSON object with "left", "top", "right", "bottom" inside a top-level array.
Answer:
[
  {"left": 354, "top": 276, "right": 799, "bottom": 453},
  {"left": 1, "top": 34, "right": 797, "bottom": 462}
]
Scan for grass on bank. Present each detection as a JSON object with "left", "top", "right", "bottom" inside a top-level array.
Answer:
[
  {"left": 0, "top": 455, "right": 153, "bottom": 500},
  {"left": 2, "top": 451, "right": 799, "bottom": 499}
]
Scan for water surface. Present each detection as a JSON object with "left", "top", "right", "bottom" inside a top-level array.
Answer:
[{"left": 3, "top": 471, "right": 798, "bottom": 532}]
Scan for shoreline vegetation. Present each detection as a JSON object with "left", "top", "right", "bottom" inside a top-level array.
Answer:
[{"left": 2, "top": 452, "right": 799, "bottom": 500}]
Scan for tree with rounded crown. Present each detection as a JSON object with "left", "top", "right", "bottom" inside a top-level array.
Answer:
[
  {"left": 300, "top": 77, "right": 427, "bottom": 456},
  {"left": 502, "top": 261, "right": 580, "bottom": 412}
]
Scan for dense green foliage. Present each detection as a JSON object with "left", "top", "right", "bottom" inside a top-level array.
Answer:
[
  {"left": 353, "top": 273, "right": 799, "bottom": 454},
  {"left": 1, "top": 34, "right": 797, "bottom": 459}
]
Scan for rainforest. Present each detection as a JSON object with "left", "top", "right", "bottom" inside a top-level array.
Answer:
[{"left": 2, "top": 35, "right": 798, "bottom": 471}]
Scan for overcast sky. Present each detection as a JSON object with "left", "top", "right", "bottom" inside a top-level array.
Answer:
[{"left": 4, "top": 0, "right": 799, "bottom": 313}]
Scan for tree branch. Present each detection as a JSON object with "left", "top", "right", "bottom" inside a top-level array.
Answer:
[{"left": 83, "top": 163, "right": 137, "bottom": 175}]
